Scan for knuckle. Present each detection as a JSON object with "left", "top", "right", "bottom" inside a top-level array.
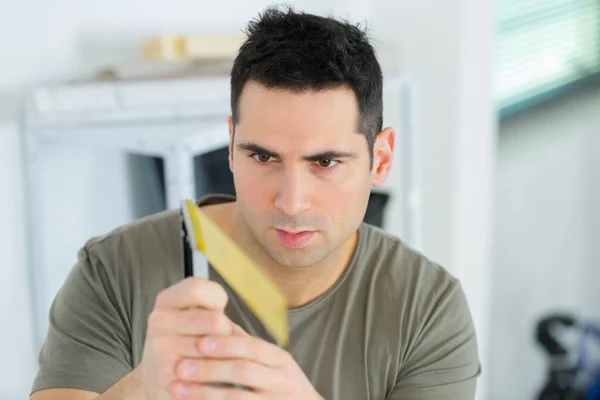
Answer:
[
  {"left": 178, "top": 358, "right": 198, "bottom": 379},
  {"left": 151, "top": 336, "right": 171, "bottom": 354},
  {"left": 197, "top": 280, "right": 228, "bottom": 305},
  {"left": 190, "top": 278, "right": 207, "bottom": 292},
  {"left": 154, "top": 289, "right": 170, "bottom": 307},
  {"left": 235, "top": 360, "right": 254, "bottom": 381},
  {"left": 186, "top": 384, "right": 206, "bottom": 398},
  {"left": 188, "top": 281, "right": 207, "bottom": 306},
  {"left": 249, "top": 341, "right": 261, "bottom": 359},
  {"left": 282, "top": 350, "right": 295, "bottom": 364},
  {"left": 207, "top": 313, "right": 229, "bottom": 334},
  {"left": 194, "top": 336, "right": 203, "bottom": 353},
  {"left": 280, "top": 375, "right": 296, "bottom": 394},
  {"left": 229, "top": 391, "right": 247, "bottom": 400},
  {"left": 147, "top": 311, "right": 167, "bottom": 331},
  {"left": 214, "top": 283, "right": 229, "bottom": 305},
  {"left": 161, "top": 357, "right": 175, "bottom": 378},
  {"left": 188, "top": 277, "right": 203, "bottom": 291}
]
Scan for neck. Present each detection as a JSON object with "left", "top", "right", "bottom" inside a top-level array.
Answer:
[
  {"left": 257, "top": 233, "right": 357, "bottom": 309},
  {"left": 225, "top": 204, "right": 357, "bottom": 309}
]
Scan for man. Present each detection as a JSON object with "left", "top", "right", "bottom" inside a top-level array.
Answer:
[{"left": 31, "top": 6, "right": 481, "bottom": 400}]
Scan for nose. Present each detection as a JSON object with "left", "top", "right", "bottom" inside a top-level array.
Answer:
[{"left": 275, "top": 167, "right": 311, "bottom": 217}]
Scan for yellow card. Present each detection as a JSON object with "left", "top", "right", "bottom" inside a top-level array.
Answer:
[{"left": 182, "top": 199, "right": 289, "bottom": 347}]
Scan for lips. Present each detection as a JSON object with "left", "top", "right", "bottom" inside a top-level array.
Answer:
[{"left": 275, "top": 229, "right": 316, "bottom": 248}]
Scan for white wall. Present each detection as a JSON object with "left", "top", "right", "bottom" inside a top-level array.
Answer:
[
  {"left": 490, "top": 85, "right": 600, "bottom": 399},
  {"left": 371, "top": 0, "right": 496, "bottom": 397},
  {"left": 0, "top": 0, "right": 495, "bottom": 398},
  {"left": 0, "top": 119, "right": 37, "bottom": 400}
]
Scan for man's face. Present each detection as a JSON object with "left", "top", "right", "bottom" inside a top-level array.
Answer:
[{"left": 228, "top": 81, "right": 394, "bottom": 268}]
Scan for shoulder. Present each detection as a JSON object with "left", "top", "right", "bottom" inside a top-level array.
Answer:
[
  {"left": 358, "top": 223, "right": 459, "bottom": 298},
  {"left": 83, "top": 209, "right": 181, "bottom": 266},
  {"left": 76, "top": 209, "right": 182, "bottom": 303},
  {"left": 358, "top": 223, "right": 472, "bottom": 345},
  {"left": 83, "top": 193, "right": 235, "bottom": 265},
  {"left": 358, "top": 224, "right": 479, "bottom": 377}
]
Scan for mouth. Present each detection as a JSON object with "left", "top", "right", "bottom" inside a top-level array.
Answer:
[{"left": 275, "top": 229, "right": 316, "bottom": 249}]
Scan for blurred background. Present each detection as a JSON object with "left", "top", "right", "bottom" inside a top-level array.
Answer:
[{"left": 1, "top": 0, "right": 599, "bottom": 399}]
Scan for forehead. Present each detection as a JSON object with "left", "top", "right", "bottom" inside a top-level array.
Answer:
[{"left": 235, "top": 81, "right": 363, "bottom": 151}]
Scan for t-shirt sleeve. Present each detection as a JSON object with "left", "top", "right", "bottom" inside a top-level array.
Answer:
[
  {"left": 31, "top": 245, "right": 133, "bottom": 395},
  {"left": 387, "top": 280, "right": 482, "bottom": 400}
]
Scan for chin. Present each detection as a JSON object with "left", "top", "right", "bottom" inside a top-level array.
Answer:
[{"left": 264, "top": 243, "right": 330, "bottom": 269}]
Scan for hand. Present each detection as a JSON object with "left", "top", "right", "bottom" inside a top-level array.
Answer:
[
  {"left": 171, "top": 330, "right": 324, "bottom": 400},
  {"left": 133, "top": 277, "right": 240, "bottom": 400}
]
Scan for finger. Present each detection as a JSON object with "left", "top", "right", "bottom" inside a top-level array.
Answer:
[
  {"left": 174, "top": 358, "right": 282, "bottom": 392},
  {"left": 155, "top": 277, "right": 228, "bottom": 311},
  {"left": 171, "top": 380, "right": 262, "bottom": 400},
  {"left": 149, "top": 320, "right": 244, "bottom": 358},
  {"left": 197, "top": 335, "right": 288, "bottom": 368},
  {"left": 145, "top": 335, "right": 202, "bottom": 359},
  {"left": 148, "top": 308, "right": 233, "bottom": 336},
  {"left": 232, "top": 323, "right": 251, "bottom": 337}
]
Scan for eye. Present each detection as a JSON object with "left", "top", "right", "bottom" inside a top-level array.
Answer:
[
  {"left": 317, "top": 159, "right": 339, "bottom": 168},
  {"left": 253, "top": 152, "right": 274, "bottom": 163}
]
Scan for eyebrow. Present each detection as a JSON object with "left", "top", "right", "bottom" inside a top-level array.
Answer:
[{"left": 236, "top": 142, "right": 358, "bottom": 161}]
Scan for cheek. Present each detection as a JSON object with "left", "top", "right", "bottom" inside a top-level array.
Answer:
[
  {"left": 233, "top": 168, "right": 273, "bottom": 210},
  {"left": 317, "top": 171, "right": 371, "bottom": 220}
]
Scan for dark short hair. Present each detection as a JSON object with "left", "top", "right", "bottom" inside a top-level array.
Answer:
[{"left": 230, "top": 5, "right": 383, "bottom": 158}]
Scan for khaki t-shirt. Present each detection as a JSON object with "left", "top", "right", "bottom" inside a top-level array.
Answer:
[{"left": 31, "top": 195, "right": 481, "bottom": 399}]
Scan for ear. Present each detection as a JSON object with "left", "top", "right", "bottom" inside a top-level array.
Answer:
[
  {"left": 371, "top": 127, "right": 395, "bottom": 187},
  {"left": 227, "top": 116, "right": 234, "bottom": 173}
]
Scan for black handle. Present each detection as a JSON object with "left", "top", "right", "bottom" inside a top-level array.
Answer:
[{"left": 181, "top": 210, "right": 194, "bottom": 278}]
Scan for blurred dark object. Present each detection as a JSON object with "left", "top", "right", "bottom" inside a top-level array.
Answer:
[
  {"left": 537, "top": 315, "right": 577, "bottom": 357},
  {"left": 194, "top": 146, "right": 235, "bottom": 196},
  {"left": 536, "top": 314, "right": 600, "bottom": 400},
  {"left": 363, "top": 191, "right": 390, "bottom": 228}
]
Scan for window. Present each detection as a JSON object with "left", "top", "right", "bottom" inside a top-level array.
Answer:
[{"left": 495, "top": 0, "right": 600, "bottom": 115}]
